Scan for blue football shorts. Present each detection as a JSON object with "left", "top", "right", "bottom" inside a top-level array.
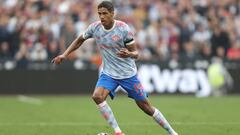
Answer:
[{"left": 95, "top": 73, "right": 148, "bottom": 101}]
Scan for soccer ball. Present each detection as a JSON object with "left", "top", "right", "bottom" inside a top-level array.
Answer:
[{"left": 97, "top": 133, "right": 108, "bottom": 135}]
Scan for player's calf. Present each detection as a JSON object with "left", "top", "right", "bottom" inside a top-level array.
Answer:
[
  {"left": 135, "top": 100, "right": 178, "bottom": 135},
  {"left": 152, "top": 107, "right": 178, "bottom": 135},
  {"left": 135, "top": 100, "right": 155, "bottom": 116}
]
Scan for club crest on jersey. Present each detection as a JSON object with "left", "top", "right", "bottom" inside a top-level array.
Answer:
[
  {"left": 96, "top": 36, "right": 101, "bottom": 40},
  {"left": 112, "top": 35, "right": 120, "bottom": 41}
]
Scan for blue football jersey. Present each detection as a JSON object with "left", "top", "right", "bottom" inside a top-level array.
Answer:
[{"left": 83, "top": 20, "right": 137, "bottom": 79}]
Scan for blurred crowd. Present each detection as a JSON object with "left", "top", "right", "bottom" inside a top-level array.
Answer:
[{"left": 1, "top": 0, "right": 240, "bottom": 67}]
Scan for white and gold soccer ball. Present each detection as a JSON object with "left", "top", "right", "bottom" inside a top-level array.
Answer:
[{"left": 97, "top": 133, "right": 108, "bottom": 135}]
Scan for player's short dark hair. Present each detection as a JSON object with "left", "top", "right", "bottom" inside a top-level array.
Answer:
[{"left": 98, "top": 1, "right": 114, "bottom": 12}]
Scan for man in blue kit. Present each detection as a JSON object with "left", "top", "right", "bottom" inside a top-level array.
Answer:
[{"left": 52, "top": 1, "right": 178, "bottom": 135}]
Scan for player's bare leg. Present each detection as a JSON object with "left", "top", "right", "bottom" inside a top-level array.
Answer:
[
  {"left": 135, "top": 99, "right": 178, "bottom": 135},
  {"left": 92, "top": 87, "right": 125, "bottom": 135}
]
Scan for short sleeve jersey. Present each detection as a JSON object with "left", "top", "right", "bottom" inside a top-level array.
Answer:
[{"left": 83, "top": 20, "right": 137, "bottom": 79}]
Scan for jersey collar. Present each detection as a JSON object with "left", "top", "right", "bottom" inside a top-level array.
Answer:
[{"left": 102, "top": 20, "right": 116, "bottom": 32}]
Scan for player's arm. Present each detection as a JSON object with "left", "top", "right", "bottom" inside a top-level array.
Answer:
[
  {"left": 117, "top": 42, "right": 139, "bottom": 59},
  {"left": 52, "top": 35, "right": 86, "bottom": 64},
  {"left": 117, "top": 23, "right": 139, "bottom": 59}
]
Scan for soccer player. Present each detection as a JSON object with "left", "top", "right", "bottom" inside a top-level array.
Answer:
[{"left": 52, "top": 1, "right": 178, "bottom": 135}]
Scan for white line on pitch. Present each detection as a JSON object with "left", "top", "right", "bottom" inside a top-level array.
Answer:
[{"left": 17, "top": 95, "right": 43, "bottom": 105}]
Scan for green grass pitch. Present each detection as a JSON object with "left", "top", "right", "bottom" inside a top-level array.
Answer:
[{"left": 0, "top": 95, "right": 239, "bottom": 135}]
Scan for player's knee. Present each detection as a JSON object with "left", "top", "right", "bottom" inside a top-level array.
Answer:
[
  {"left": 92, "top": 94, "right": 104, "bottom": 104},
  {"left": 148, "top": 107, "right": 155, "bottom": 116},
  {"left": 137, "top": 102, "right": 155, "bottom": 116},
  {"left": 142, "top": 106, "right": 154, "bottom": 116}
]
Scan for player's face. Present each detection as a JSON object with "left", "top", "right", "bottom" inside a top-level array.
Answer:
[{"left": 98, "top": 7, "right": 114, "bottom": 27}]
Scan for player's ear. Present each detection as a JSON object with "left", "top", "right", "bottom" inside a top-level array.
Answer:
[{"left": 111, "top": 10, "right": 115, "bottom": 17}]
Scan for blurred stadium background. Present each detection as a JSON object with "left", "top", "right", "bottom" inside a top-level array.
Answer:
[{"left": 0, "top": 0, "right": 240, "bottom": 135}]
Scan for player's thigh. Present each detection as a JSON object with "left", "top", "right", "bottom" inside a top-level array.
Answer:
[
  {"left": 118, "top": 75, "right": 147, "bottom": 101},
  {"left": 93, "top": 87, "right": 110, "bottom": 99},
  {"left": 95, "top": 73, "right": 118, "bottom": 98}
]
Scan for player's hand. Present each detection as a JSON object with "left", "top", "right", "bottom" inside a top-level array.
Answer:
[
  {"left": 51, "top": 54, "right": 67, "bottom": 65},
  {"left": 117, "top": 48, "right": 130, "bottom": 58}
]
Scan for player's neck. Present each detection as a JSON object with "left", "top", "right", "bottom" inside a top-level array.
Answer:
[{"left": 103, "top": 20, "right": 115, "bottom": 31}]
